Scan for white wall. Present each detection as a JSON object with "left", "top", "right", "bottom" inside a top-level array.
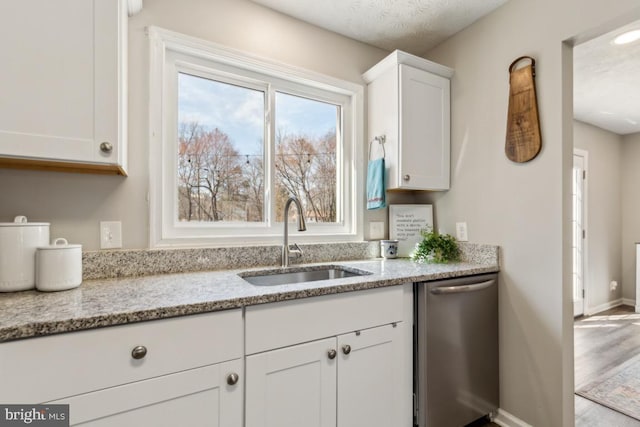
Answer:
[
  {"left": 0, "top": 0, "right": 388, "bottom": 250},
  {"left": 621, "top": 132, "right": 640, "bottom": 305},
  {"left": 573, "top": 120, "right": 622, "bottom": 311},
  {"left": 425, "top": 1, "right": 640, "bottom": 425}
]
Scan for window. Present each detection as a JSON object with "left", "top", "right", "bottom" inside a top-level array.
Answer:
[
  {"left": 177, "top": 72, "right": 266, "bottom": 223},
  {"left": 149, "top": 28, "right": 363, "bottom": 247}
]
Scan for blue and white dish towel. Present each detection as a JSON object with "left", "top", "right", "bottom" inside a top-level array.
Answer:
[{"left": 366, "top": 157, "right": 385, "bottom": 210}]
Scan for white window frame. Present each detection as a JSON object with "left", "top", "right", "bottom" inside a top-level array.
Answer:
[{"left": 148, "top": 27, "right": 364, "bottom": 248}]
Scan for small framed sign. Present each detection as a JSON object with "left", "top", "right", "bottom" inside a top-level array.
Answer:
[{"left": 389, "top": 204, "right": 434, "bottom": 257}]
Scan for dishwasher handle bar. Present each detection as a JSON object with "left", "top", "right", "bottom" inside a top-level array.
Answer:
[{"left": 430, "top": 279, "right": 495, "bottom": 295}]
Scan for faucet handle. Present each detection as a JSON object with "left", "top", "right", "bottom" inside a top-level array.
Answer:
[{"left": 289, "top": 243, "right": 304, "bottom": 258}]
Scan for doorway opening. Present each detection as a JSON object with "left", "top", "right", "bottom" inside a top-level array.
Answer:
[{"left": 572, "top": 149, "right": 587, "bottom": 317}]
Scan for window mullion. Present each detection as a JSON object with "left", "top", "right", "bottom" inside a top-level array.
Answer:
[{"left": 267, "top": 84, "right": 277, "bottom": 228}]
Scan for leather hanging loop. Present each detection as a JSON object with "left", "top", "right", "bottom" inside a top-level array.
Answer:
[{"left": 505, "top": 55, "right": 542, "bottom": 163}]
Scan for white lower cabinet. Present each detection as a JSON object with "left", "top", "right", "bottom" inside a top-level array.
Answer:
[
  {"left": 52, "top": 359, "right": 243, "bottom": 427},
  {"left": 246, "top": 337, "right": 337, "bottom": 427},
  {"left": 0, "top": 285, "right": 413, "bottom": 427},
  {"left": 246, "top": 324, "right": 402, "bottom": 427},
  {"left": 0, "top": 309, "right": 244, "bottom": 426},
  {"left": 337, "top": 324, "right": 402, "bottom": 427},
  {"left": 245, "top": 285, "right": 411, "bottom": 427}
]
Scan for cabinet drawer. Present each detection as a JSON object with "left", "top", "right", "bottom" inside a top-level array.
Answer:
[
  {"left": 246, "top": 286, "right": 403, "bottom": 354},
  {"left": 0, "top": 309, "right": 242, "bottom": 403},
  {"left": 48, "top": 359, "right": 243, "bottom": 426}
]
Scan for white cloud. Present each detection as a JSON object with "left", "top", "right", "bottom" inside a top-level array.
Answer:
[{"left": 232, "top": 92, "right": 264, "bottom": 129}]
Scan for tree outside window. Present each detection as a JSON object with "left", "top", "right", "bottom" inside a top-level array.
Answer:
[{"left": 177, "top": 73, "right": 338, "bottom": 225}]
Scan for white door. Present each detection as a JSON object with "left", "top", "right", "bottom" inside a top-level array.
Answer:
[
  {"left": 399, "top": 64, "right": 450, "bottom": 190},
  {"left": 573, "top": 150, "right": 587, "bottom": 316},
  {"left": 337, "top": 324, "right": 402, "bottom": 427},
  {"left": 50, "top": 359, "right": 243, "bottom": 426},
  {"left": 245, "top": 337, "right": 337, "bottom": 427}
]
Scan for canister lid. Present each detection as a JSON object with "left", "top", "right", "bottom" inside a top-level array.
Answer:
[
  {"left": 0, "top": 215, "right": 50, "bottom": 227},
  {"left": 37, "top": 238, "right": 82, "bottom": 250}
]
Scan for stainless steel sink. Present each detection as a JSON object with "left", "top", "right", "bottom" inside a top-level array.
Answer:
[{"left": 239, "top": 265, "right": 372, "bottom": 286}]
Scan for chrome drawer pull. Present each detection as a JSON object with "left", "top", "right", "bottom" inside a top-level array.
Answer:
[
  {"left": 100, "top": 141, "right": 113, "bottom": 153},
  {"left": 227, "top": 373, "right": 239, "bottom": 385},
  {"left": 131, "top": 345, "right": 147, "bottom": 360}
]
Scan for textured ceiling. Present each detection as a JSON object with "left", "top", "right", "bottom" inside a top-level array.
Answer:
[
  {"left": 250, "top": 0, "right": 508, "bottom": 55},
  {"left": 574, "top": 20, "right": 640, "bottom": 135},
  {"left": 249, "top": 0, "right": 639, "bottom": 136}
]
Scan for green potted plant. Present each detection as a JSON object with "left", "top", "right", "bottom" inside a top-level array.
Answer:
[{"left": 411, "top": 227, "right": 461, "bottom": 264}]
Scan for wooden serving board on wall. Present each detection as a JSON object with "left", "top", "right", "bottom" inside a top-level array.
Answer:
[{"left": 505, "top": 56, "right": 541, "bottom": 163}]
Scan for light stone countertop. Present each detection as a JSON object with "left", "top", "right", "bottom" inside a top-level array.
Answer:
[{"left": 0, "top": 258, "right": 499, "bottom": 343}]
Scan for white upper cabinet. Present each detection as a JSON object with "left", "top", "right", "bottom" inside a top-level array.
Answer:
[
  {"left": 364, "top": 50, "right": 452, "bottom": 190},
  {"left": 0, "top": 0, "right": 127, "bottom": 175}
]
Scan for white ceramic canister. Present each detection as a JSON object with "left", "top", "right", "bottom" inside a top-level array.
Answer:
[
  {"left": 0, "top": 216, "right": 50, "bottom": 292},
  {"left": 36, "top": 238, "right": 83, "bottom": 292}
]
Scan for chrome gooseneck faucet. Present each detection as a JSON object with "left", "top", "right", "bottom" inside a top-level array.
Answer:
[{"left": 282, "top": 197, "right": 307, "bottom": 267}]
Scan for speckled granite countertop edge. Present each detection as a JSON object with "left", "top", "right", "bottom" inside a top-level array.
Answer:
[{"left": 0, "top": 258, "right": 499, "bottom": 343}]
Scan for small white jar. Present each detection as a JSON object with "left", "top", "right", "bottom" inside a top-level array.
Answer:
[
  {"left": 36, "top": 238, "right": 82, "bottom": 292},
  {"left": 380, "top": 239, "right": 399, "bottom": 259}
]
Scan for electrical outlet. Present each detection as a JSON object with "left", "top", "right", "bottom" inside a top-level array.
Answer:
[
  {"left": 610, "top": 281, "right": 618, "bottom": 292},
  {"left": 370, "top": 221, "right": 385, "bottom": 240},
  {"left": 456, "top": 222, "right": 468, "bottom": 242},
  {"left": 100, "top": 221, "right": 122, "bottom": 249}
]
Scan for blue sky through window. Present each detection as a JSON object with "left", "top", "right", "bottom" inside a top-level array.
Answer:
[{"left": 178, "top": 73, "right": 337, "bottom": 156}]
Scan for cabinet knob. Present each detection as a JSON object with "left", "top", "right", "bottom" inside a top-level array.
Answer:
[
  {"left": 131, "top": 345, "right": 147, "bottom": 360},
  {"left": 226, "top": 372, "right": 239, "bottom": 385},
  {"left": 327, "top": 349, "right": 337, "bottom": 360},
  {"left": 342, "top": 344, "right": 351, "bottom": 355},
  {"left": 403, "top": 174, "right": 411, "bottom": 181},
  {"left": 100, "top": 141, "right": 113, "bottom": 153}
]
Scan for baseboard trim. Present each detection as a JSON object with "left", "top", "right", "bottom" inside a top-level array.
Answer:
[
  {"left": 586, "top": 298, "right": 623, "bottom": 316},
  {"left": 621, "top": 298, "right": 636, "bottom": 309},
  {"left": 493, "top": 408, "right": 532, "bottom": 427}
]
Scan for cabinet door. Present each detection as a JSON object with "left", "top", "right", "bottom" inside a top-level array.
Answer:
[
  {"left": 49, "top": 359, "right": 243, "bottom": 427},
  {"left": 246, "top": 337, "right": 337, "bottom": 427},
  {"left": 399, "top": 64, "right": 450, "bottom": 190},
  {"left": 337, "top": 324, "right": 403, "bottom": 427},
  {"left": 0, "top": 0, "right": 126, "bottom": 172}
]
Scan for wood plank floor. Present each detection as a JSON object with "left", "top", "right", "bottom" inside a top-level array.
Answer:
[{"left": 575, "top": 305, "right": 640, "bottom": 426}]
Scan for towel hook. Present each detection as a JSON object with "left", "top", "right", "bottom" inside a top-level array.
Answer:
[{"left": 369, "top": 135, "right": 386, "bottom": 161}]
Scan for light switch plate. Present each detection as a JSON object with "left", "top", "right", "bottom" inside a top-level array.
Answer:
[
  {"left": 456, "top": 222, "right": 468, "bottom": 242},
  {"left": 369, "top": 221, "right": 385, "bottom": 240},
  {"left": 100, "top": 221, "right": 122, "bottom": 249}
]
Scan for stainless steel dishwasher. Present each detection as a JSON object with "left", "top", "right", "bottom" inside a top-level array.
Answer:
[{"left": 414, "top": 273, "right": 499, "bottom": 427}]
